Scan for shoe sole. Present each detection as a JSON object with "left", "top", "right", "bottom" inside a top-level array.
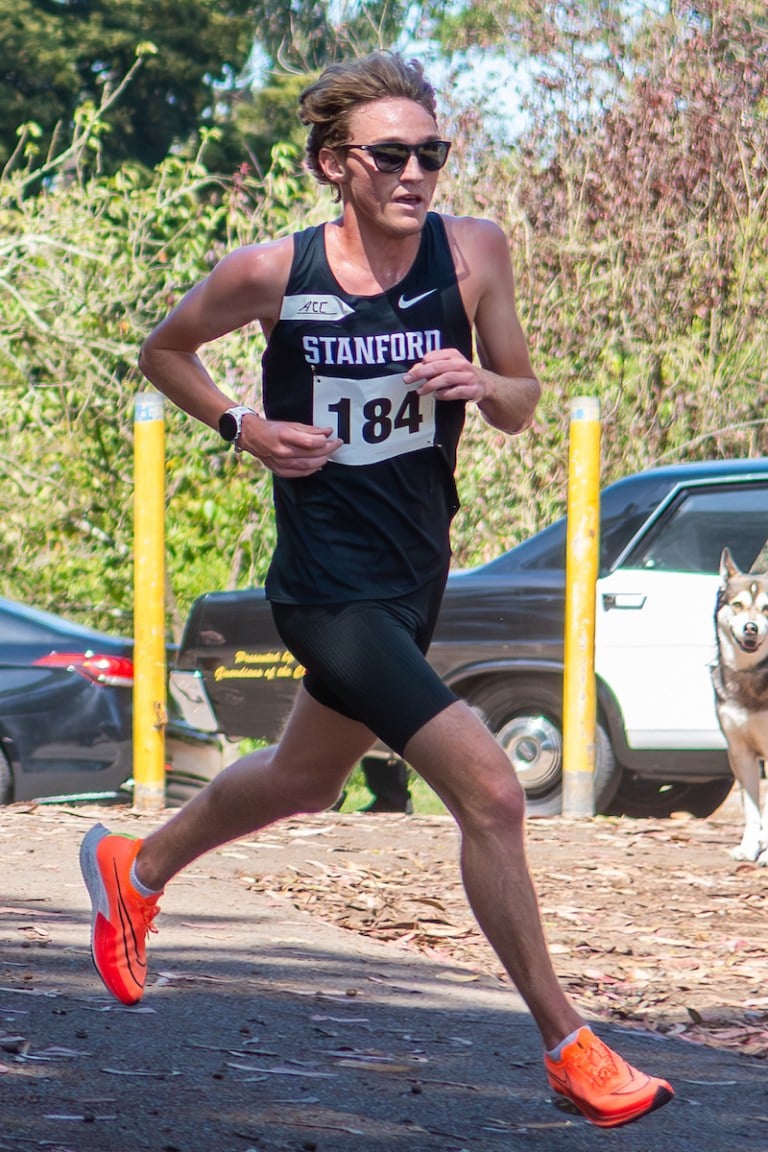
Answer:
[
  {"left": 79, "top": 823, "right": 112, "bottom": 937},
  {"left": 551, "top": 1082, "right": 674, "bottom": 1128}
]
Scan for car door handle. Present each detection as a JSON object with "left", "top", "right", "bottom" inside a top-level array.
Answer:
[{"left": 602, "top": 593, "right": 647, "bottom": 610}]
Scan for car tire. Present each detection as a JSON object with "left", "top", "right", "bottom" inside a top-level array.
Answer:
[
  {"left": 606, "top": 775, "right": 734, "bottom": 819},
  {"left": 468, "top": 678, "right": 621, "bottom": 817},
  {"left": 0, "top": 751, "right": 12, "bottom": 804}
]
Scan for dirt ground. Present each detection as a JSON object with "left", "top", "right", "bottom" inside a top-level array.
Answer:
[
  {"left": 8, "top": 796, "right": 768, "bottom": 1152},
  {"left": 226, "top": 785, "right": 768, "bottom": 1062}
]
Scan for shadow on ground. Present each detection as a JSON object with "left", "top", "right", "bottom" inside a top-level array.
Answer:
[{"left": 1, "top": 800, "right": 766, "bottom": 1152}]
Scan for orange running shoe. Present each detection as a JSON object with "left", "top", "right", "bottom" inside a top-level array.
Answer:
[
  {"left": 544, "top": 1027, "right": 674, "bottom": 1128},
  {"left": 79, "top": 823, "right": 161, "bottom": 1005}
]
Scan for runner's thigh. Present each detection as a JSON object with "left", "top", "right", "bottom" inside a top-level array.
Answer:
[{"left": 271, "top": 584, "right": 457, "bottom": 756}]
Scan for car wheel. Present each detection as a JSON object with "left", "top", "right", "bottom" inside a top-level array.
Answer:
[
  {"left": 0, "top": 751, "right": 12, "bottom": 804},
  {"left": 468, "top": 678, "right": 621, "bottom": 817},
  {"left": 606, "top": 775, "right": 734, "bottom": 819}
]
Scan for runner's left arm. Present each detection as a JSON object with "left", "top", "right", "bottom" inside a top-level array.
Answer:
[{"left": 402, "top": 218, "right": 540, "bottom": 435}]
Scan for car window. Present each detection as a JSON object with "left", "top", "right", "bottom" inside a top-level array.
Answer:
[
  {"left": 517, "top": 523, "right": 566, "bottom": 571},
  {"left": 515, "top": 508, "right": 658, "bottom": 573},
  {"left": 516, "top": 476, "right": 675, "bottom": 574},
  {"left": 622, "top": 484, "right": 768, "bottom": 574},
  {"left": 516, "top": 502, "right": 673, "bottom": 575},
  {"left": 478, "top": 520, "right": 566, "bottom": 575}
]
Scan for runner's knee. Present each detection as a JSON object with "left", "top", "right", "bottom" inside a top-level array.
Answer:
[{"left": 455, "top": 752, "right": 526, "bottom": 834}]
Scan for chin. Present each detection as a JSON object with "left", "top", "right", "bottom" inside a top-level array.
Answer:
[{"left": 387, "top": 206, "right": 428, "bottom": 233}]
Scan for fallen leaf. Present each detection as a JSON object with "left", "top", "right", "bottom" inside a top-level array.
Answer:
[
  {"left": 102, "top": 1067, "right": 182, "bottom": 1077},
  {"left": 227, "top": 1063, "right": 337, "bottom": 1078}
]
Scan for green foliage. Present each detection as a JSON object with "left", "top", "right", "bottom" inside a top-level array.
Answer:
[
  {"left": 0, "top": 2, "right": 430, "bottom": 178},
  {"left": 198, "top": 74, "right": 311, "bottom": 179},
  {"left": 0, "top": 1, "right": 258, "bottom": 172},
  {"left": 436, "top": 0, "right": 768, "bottom": 567},
  {"left": 0, "top": 120, "right": 319, "bottom": 634}
]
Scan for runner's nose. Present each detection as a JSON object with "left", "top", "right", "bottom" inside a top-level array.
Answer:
[{"left": 400, "top": 153, "right": 425, "bottom": 179}]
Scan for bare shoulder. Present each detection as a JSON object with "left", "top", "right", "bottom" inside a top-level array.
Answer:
[
  {"left": 211, "top": 235, "right": 294, "bottom": 295},
  {"left": 439, "top": 214, "right": 514, "bottom": 322},
  {"left": 192, "top": 234, "right": 295, "bottom": 334},
  {"left": 441, "top": 214, "right": 509, "bottom": 262},
  {"left": 144, "top": 235, "right": 296, "bottom": 351}
]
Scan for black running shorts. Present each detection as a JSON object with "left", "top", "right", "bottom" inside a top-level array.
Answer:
[{"left": 270, "top": 574, "right": 458, "bottom": 756}]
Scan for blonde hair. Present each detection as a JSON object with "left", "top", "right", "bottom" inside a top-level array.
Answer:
[{"left": 299, "top": 52, "right": 437, "bottom": 188}]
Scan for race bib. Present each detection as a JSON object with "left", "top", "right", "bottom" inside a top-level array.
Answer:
[{"left": 314, "top": 372, "right": 436, "bottom": 466}]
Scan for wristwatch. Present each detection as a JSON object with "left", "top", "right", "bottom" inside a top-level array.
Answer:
[{"left": 218, "top": 405, "right": 255, "bottom": 453}]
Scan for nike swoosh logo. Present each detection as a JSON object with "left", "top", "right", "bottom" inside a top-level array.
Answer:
[{"left": 397, "top": 289, "right": 437, "bottom": 310}]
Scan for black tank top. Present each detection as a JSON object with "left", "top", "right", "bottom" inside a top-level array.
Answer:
[{"left": 262, "top": 212, "right": 473, "bottom": 604}]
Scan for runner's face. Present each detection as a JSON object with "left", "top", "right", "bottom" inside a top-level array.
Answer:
[{"left": 328, "top": 98, "right": 443, "bottom": 235}]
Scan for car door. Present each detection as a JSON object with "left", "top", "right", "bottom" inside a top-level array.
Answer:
[{"left": 595, "top": 481, "right": 768, "bottom": 751}]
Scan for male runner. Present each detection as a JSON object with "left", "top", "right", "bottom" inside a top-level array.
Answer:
[{"left": 80, "top": 51, "right": 673, "bottom": 1129}]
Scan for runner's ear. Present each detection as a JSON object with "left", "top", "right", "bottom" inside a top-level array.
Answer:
[{"left": 318, "top": 146, "right": 346, "bottom": 185}]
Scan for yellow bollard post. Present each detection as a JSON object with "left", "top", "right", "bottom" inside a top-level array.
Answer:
[
  {"left": 132, "top": 391, "right": 167, "bottom": 813},
  {"left": 562, "top": 395, "right": 601, "bottom": 816}
]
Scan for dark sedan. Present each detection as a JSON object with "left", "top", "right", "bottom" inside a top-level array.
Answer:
[
  {"left": 0, "top": 598, "right": 220, "bottom": 806},
  {"left": 170, "top": 458, "right": 768, "bottom": 818}
]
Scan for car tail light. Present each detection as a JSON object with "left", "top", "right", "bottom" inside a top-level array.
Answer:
[{"left": 33, "top": 652, "right": 135, "bottom": 688}]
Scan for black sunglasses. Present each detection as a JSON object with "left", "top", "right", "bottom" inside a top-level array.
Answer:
[{"left": 338, "top": 140, "right": 451, "bottom": 174}]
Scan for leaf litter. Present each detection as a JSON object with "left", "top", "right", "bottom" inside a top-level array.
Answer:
[{"left": 236, "top": 801, "right": 768, "bottom": 1059}]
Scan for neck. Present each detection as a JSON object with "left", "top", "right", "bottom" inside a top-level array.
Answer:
[{"left": 325, "top": 211, "right": 426, "bottom": 295}]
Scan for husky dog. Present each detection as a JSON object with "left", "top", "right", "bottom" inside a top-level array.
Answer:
[{"left": 712, "top": 547, "right": 768, "bottom": 862}]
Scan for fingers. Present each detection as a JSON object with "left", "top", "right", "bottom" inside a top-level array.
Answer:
[
  {"left": 265, "top": 452, "right": 337, "bottom": 477},
  {"left": 245, "top": 421, "right": 342, "bottom": 476},
  {"left": 403, "top": 349, "right": 484, "bottom": 402},
  {"left": 276, "top": 424, "right": 339, "bottom": 456}
]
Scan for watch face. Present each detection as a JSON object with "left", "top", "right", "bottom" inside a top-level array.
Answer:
[{"left": 219, "top": 411, "right": 238, "bottom": 442}]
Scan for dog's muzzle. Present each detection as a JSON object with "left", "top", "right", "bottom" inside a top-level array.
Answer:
[{"left": 740, "top": 621, "right": 760, "bottom": 652}]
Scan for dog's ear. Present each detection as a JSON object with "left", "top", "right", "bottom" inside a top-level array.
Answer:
[{"left": 720, "top": 547, "right": 741, "bottom": 581}]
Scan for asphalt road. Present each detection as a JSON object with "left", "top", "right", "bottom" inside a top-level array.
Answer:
[{"left": 1, "top": 801, "right": 767, "bottom": 1152}]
